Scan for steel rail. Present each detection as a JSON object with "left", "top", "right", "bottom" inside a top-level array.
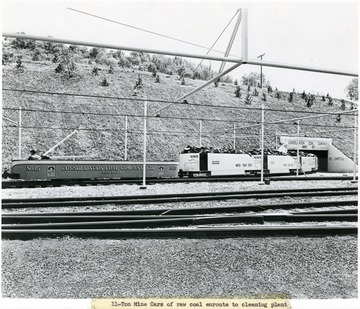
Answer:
[
  {"left": 2, "top": 199, "right": 357, "bottom": 217},
  {"left": 2, "top": 225, "right": 357, "bottom": 240},
  {"left": 2, "top": 213, "right": 357, "bottom": 230},
  {"left": 2, "top": 190, "right": 357, "bottom": 209},
  {"left": 1, "top": 214, "right": 203, "bottom": 224},
  {"left": 295, "top": 208, "right": 358, "bottom": 215},
  {"left": 2, "top": 201, "right": 358, "bottom": 224}
]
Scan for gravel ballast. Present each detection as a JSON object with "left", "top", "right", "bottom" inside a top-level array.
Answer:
[
  {"left": 1, "top": 179, "right": 358, "bottom": 299},
  {"left": 1, "top": 236, "right": 357, "bottom": 299},
  {"left": 2, "top": 179, "right": 357, "bottom": 200}
]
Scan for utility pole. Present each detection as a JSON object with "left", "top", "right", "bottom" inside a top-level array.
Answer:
[
  {"left": 124, "top": 116, "right": 128, "bottom": 161},
  {"left": 140, "top": 98, "right": 148, "bottom": 189},
  {"left": 259, "top": 99, "right": 265, "bottom": 185},
  {"left": 257, "top": 53, "right": 265, "bottom": 88},
  {"left": 296, "top": 120, "right": 300, "bottom": 176},
  {"left": 18, "top": 107, "right": 22, "bottom": 159},
  {"left": 258, "top": 52, "right": 265, "bottom": 185},
  {"left": 352, "top": 110, "right": 358, "bottom": 182},
  {"left": 233, "top": 124, "right": 236, "bottom": 150}
]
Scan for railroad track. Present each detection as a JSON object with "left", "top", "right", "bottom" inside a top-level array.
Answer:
[
  {"left": 2, "top": 175, "right": 357, "bottom": 188},
  {"left": 1, "top": 186, "right": 357, "bottom": 209},
  {"left": 2, "top": 226, "right": 356, "bottom": 240},
  {"left": 2, "top": 200, "right": 357, "bottom": 224},
  {"left": 2, "top": 192, "right": 358, "bottom": 239}
]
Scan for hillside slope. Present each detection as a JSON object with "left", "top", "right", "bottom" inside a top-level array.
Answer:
[{"left": 2, "top": 55, "right": 356, "bottom": 170}]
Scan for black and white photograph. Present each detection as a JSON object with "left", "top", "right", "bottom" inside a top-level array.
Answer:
[{"left": 1, "top": 1, "right": 358, "bottom": 308}]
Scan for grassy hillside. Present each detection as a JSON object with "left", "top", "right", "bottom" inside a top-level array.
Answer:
[{"left": 2, "top": 50, "right": 356, "bottom": 171}]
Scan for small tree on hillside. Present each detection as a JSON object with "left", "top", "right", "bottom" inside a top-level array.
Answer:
[
  {"left": 245, "top": 93, "right": 252, "bottom": 105},
  {"left": 262, "top": 92, "right": 267, "bottom": 102},
  {"left": 15, "top": 56, "right": 25, "bottom": 72},
  {"left": 2, "top": 50, "right": 13, "bottom": 65},
  {"left": 148, "top": 63, "right": 157, "bottom": 76},
  {"left": 327, "top": 96, "right": 333, "bottom": 106},
  {"left": 118, "top": 57, "right": 130, "bottom": 68},
  {"left": 55, "top": 49, "right": 77, "bottom": 78},
  {"left": 301, "top": 91, "right": 306, "bottom": 100},
  {"left": 11, "top": 33, "right": 36, "bottom": 50},
  {"left": 89, "top": 47, "right": 100, "bottom": 59},
  {"left": 346, "top": 78, "right": 358, "bottom": 101},
  {"left": 32, "top": 48, "right": 43, "bottom": 61},
  {"left": 134, "top": 74, "right": 143, "bottom": 89},
  {"left": 92, "top": 66, "right": 100, "bottom": 76},
  {"left": 288, "top": 92, "right": 293, "bottom": 103},
  {"left": 340, "top": 99, "right": 346, "bottom": 110},
  {"left": 52, "top": 54, "right": 59, "bottom": 63},
  {"left": 306, "top": 94, "right": 315, "bottom": 107},
  {"left": 241, "top": 72, "right": 267, "bottom": 87},
  {"left": 100, "top": 77, "right": 110, "bottom": 87},
  {"left": 234, "top": 86, "right": 241, "bottom": 98}
]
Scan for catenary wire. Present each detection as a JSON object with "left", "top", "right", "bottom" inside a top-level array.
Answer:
[
  {"left": 3, "top": 88, "right": 356, "bottom": 116},
  {"left": 2, "top": 107, "right": 357, "bottom": 129},
  {"left": 67, "top": 7, "right": 240, "bottom": 58}
]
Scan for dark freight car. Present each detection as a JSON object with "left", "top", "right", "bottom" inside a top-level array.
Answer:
[{"left": 9, "top": 160, "right": 179, "bottom": 180}]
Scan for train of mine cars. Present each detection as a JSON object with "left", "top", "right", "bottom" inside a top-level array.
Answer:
[{"left": 5, "top": 146, "right": 318, "bottom": 180}]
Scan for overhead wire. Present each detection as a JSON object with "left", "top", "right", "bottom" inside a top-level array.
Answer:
[
  {"left": 1, "top": 124, "right": 245, "bottom": 137},
  {"left": 67, "top": 7, "right": 240, "bottom": 58},
  {"left": 2, "top": 107, "right": 356, "bottom": 129},
  {"left": 3, "top": 88, "right": 356, "bottom": 116}
]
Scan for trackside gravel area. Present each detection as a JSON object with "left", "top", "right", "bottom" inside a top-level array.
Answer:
[
  {"left": 1, "top": 236, "right": 357, "bottom": 298},
  {"left": 1, "top": 180, "right": 358, "bottom": 299},
  {"left": 2, "top": 179, "right": 357, "bottom": 200}
]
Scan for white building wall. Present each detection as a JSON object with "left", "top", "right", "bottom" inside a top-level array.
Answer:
[
  {"left": 279, "top": 136, "right": 357, "bottom": 173},
  {"left": 328, "top": 144, "right": 357, "bottom": 173}
]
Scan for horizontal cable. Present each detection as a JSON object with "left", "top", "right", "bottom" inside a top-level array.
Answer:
[
  {"left": 2, "top": 88, "right": 356, "bottom": 116},
  {"left": 2, "top": 107, "right": 356, "bottom": 129},
  {"left": 3, "top": 106, "right": 356, "bottom": 125},
  {"left": 1, "top": 107, "right": 260, "bottom": 124},
  {"left": 3, "top": 122, "right": 357, "bottom": 131},
  {"left": 68, "top": 7, "right": 240, "bottom": 58}
]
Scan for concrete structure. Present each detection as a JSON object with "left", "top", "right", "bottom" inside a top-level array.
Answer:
[{"left": 279, "top": 136, "right": 357, "bottom": 173}]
